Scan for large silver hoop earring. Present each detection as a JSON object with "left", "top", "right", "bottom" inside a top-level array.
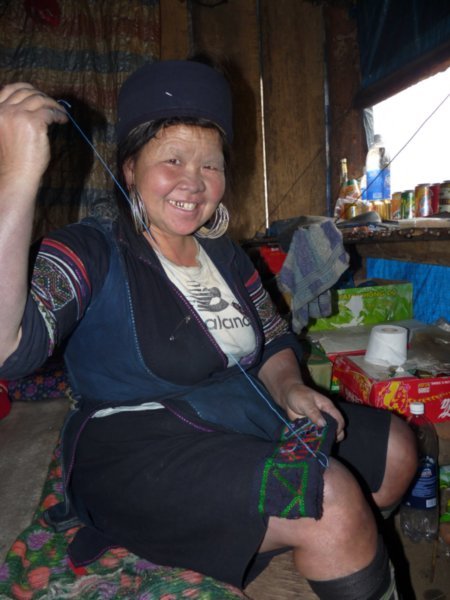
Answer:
[
  {"left": 129, "top": 185, "right": 149, "bottom": 234},
  {"left": 195, "top": 202, "right": 229, "bottom": 239}
]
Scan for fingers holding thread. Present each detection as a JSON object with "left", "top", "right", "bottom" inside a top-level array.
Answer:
[
  {"left": 0, "top": 83, "right": 68, "bottom": 181},
  {"left": 0, "top": 82, "right": 35, "bottom": 103},
  {"left": 0, "top": 83, "right": 68, "bottom": 127}
]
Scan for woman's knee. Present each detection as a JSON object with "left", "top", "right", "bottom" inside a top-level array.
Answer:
[
  {"left": 321, "top": 459, "right": 376, "bottom": 537},
  {"left": 373, "top": 413, "right": 418, "bottom": 508},
  {"left": 262, "top": 459, "right": 376, "bottom": 553}
]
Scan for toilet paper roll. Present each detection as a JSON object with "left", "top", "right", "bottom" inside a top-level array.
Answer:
[{"left": 364, "top": 325, "right": 408, "bottom": 366}]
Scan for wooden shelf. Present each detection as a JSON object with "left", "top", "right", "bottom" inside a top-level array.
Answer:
[{"left": 342, "top": 223, "right": 450, "bottom": 266}]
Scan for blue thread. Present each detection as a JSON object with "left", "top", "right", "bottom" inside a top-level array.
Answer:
[
  {"left": 230, "top": 356, "right": 329, "bottom": 468},
  {"left": 57, "top": 100, "right": 154, "bottom": 240},
  {"left": 59, "top": 102, "right": 329, "bottom": 469}
]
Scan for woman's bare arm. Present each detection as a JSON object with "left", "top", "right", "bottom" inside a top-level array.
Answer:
[
  {"left": 258, "top": 347, "right": 345, "bottom": 440},
  {"left": 0, "top": 83, "right": 67, "bottom": 364}
]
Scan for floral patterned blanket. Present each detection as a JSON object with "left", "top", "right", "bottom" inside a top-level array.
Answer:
[{"left": 0, "top": 443, "right": 245, "bottom": 600}]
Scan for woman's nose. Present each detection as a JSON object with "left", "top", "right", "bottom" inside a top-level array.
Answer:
[{"left": 179, "top": 167, "right": 206, "bottom": 192}]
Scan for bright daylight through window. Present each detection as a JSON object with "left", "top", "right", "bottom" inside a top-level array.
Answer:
[{"left": 372, "top": 66, "right": 450, "bottom": 196}]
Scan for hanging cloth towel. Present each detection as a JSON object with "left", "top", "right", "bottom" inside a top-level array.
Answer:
[{"left": 277, "top": 219, "right": 349, "bottom": 333}]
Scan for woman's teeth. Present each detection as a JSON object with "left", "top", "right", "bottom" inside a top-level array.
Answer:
[{"left": 169, "top": 200, "right": 196, "bottom": 211}]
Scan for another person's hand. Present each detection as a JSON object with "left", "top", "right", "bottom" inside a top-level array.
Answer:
[
  {"left": 0, "top": 83, "right": 68, "bottom": 185},
  {"left": 282, "top": 381, "right": 345, "bottom": 442}
]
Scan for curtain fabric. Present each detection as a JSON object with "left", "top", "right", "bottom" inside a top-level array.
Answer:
[{"left": 0, "top": 0, "right": 160, "bottom": 239}]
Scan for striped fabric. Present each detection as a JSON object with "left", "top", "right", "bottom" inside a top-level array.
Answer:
[
  {"left": 0, "top": 0, "right": 160, "bottom": 239},
  {"left": 245, "top": 269, "right": 290, "bottom": 345}
]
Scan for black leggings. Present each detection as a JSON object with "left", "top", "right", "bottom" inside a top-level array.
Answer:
[{"left": 333, "top": 400, "right": 391, "bottom": 493}]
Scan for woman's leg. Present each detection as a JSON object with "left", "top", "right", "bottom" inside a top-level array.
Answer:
[
  {"left": 259, "top": 458, "right": 377, "bottom": 580},
  {"left": 259, "top": 458, "right": 399, "bottom": 599},
  {"left": 334, "top": 402, "right": 418, "bottom": 513},
  {"left": 371, "top": 412, "right": 418, "bottom": 511}
]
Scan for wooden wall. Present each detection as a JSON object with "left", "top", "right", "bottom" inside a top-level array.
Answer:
[
  {"left": 324, "top": 4, "right": 366, "bottom": 203},
  {"left": 159, "top": 0, "right": 366, "bottom": 241},
  {"left": 259, "top": 1, "right": 327, "bottom": 225},
  {"left": 190, "top": 0, "right": 263, "bottom": 240}
]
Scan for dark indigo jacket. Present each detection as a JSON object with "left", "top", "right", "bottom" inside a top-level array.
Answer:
[{"left": 44, "top": 218, "right": 303, "bottom": 563}]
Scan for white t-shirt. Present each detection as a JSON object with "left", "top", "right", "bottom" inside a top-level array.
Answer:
[
  {"left": 94, "top": 242, "right": 257, "bottom": 419},
  {"left": 156, "top": 242, "right": 257, "bottom": 365}
]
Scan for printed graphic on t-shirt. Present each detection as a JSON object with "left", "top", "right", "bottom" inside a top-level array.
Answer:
[
  {"left": 184, "top": 281, "right": 251, "bottom": 333},
  {"left": 157, "top": 244, "right": 257, "bottom": 360},
  {"left": 187, "top": 283, "right": 229, "bottom": 312}
]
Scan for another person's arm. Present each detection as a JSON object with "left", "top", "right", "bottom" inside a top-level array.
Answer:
[{"left": 0, "top": 83, "right": 67, "bottom": 365}]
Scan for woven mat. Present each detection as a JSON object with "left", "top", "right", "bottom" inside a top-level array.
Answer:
[{"left": 0, "top": 442, "right": 245, "bottom": 600}]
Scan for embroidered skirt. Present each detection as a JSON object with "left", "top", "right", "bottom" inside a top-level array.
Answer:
[{"left": 71, "top": 400, "right": 390, "bottom": 588}]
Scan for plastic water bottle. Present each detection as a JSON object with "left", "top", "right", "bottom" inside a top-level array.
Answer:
[
  {"left": 365, "top": 134, "right": 391, "bottom": 201},
  {"left": 400, "top": 401, "right": 439, "bottom": 543},
  {"left": 439, "top": 469, "right": 450, "bottom": 559}
]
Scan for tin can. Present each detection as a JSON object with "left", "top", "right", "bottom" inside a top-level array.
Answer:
[
  {"left": 401, "top": 190, "right": 415, "bottom": 219},
  {"left": 372, "top": 200, "right": 385, "bottom": 219},
  {"left": 439, "top": 180, "right": 450, "bottom": 213},
  {"left": 343, "top": 202, "right": 358, "bottom": 219},
  {"left": 414, "top": 183, "right": 432, "bottom": 217},
  {"left": 391, "top": 192, "right": 402, "bottom": 219},
  {"left": 429, "top": 183, "right": 440, "bottom": 214}
]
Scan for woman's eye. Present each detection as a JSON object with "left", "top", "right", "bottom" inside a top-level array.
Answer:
[
  {"left": 203, "top": 164, "right": 223, "bottom": 172},
  {"left": 167, "top": 158, "right": 180, "bottom": 165}
]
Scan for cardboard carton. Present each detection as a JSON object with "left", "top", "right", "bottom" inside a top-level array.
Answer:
[
  {"left": 302, "top": 346, "right": 333, "bottom": 391},
  {"left": 333, "top": 354, "right": 450, "bottom": 423},
  {"left": 308, "top": 280, "right": 413, "bottom": 332},
  {"left": 306, "top": 319, "right": 429, "bottom": 393}
]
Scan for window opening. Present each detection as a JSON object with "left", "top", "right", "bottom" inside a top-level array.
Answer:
[{"left": 371, "top": 67, "right": 450, "bottom": 195}]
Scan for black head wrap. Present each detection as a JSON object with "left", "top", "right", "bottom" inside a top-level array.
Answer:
[{"left": 116, "top": 60, "right": 233, "bottom": 144}]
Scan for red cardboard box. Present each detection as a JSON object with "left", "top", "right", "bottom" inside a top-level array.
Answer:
[
  {"left": 306, "top": 319, "right": 428, "bottom": 393},
  {"left": 333, "top": 354, "right": 450, "bottom": 423},
  {"left": 0, "top": 380, "right": 10, "bottom": 420},
  {"left": 258, "top": 245, "right": 287, "bottom": 275}
]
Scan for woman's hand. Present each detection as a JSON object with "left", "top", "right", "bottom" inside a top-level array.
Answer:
[
  {"left": 0, "top": 83, "right": 67, "bottom": 365},
  {"left": 258, "top": 348, "right": 345, "bottom": 442},
  {"left": 0, "top": 82, "right": 68, "bottom": 185},
  {"left": 281, "top": 380, "right": 345, "bottom": 441}
]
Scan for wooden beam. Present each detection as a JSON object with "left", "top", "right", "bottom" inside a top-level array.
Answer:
[
  {"left": 354, "top": 43, "right": 450, "bottom": 109},
  {"left": 355, "top": 239, "right": 450, "bottom": 267},
  {"left": 324, "top": 5, "right": 366, "bottom": 205},
  {"left": 191, "top": 0, "right": 265, "bottom": 240},
  {"left": 261, "top": 0, "right": 327, "bottom": 223},
  {"left": 159, "top": 0, "right": 190, "bottom": 60}
]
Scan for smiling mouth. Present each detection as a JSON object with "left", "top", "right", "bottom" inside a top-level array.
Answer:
[{"left": 168, "top": 200, "right": 197, "bottom": 211}]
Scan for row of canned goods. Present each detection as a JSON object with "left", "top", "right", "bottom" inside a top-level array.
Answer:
[{"left": 391, "top": 181, "right": 450, "bottom": 219}]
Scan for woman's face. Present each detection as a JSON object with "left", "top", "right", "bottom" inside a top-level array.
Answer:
[{"left": 123, "top": 124, "right": 226, "bottom": 239}]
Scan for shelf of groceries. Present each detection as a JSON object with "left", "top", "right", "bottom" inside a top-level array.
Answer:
[
  {"left": 341, "top": 214, "right": 450, "bottom": 244},
  {"left": 335, "top": 164, "right": 450, "bottom": 247}
]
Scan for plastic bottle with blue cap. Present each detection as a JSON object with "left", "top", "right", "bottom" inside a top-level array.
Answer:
[
  {"left": 365, "top": 134, "right": 391, "bottom": 202},
  {"left": 400, "top": 401, "right": 439, "bottom": 543}
]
